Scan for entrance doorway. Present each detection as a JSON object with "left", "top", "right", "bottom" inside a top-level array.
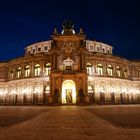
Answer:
[
  {"left": 100, "top": 92, "right": 105, "bottom": 104},
  {"left": 62, "top": 80, "right": 76, "bottom": 104}
]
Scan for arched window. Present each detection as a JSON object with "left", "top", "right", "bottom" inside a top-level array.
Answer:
[
  {"left": 25, "top": 65, "right": 30, "bottom": 77},
  {"left": 45, "top": 63, "right": 51, "bottom": 76},
  {"left": 86, "top": 63, "right": 92, "bottom": 75},
  {"left": 97, "top": 64, "right": 103, "bottom": 75},
  {"left": 63, "top": 58, "right": 74, "bottom": 70},
  {"left": 116, "top": 66, "right": 121, "bottom": 77},
  {"left": 99, "top": 86, "right": 105, "bottom": 93},
  {"left": 10, "top": 69, "right": 14, "bottom": 79},
  {"left": 123, "top": 68, "right": 127, "bottom": 78},
  {"left": 45, "top": 86, "right": 50, "bottom": 94},
  {"left": 107, "top": 65, "right": 113, "bottom": 76},
  {"left": 34, "top": 64, "right": 41, "bottom": 76},
  {"left": 88, "top": 86, "right": 94, "bottom": 94},
  {"left": 17, "top": 67, "right": 21, "bottom": 78}
]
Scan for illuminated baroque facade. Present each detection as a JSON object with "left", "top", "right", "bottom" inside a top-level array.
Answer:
[{"left": 0, "top": 21, "right": 140, "bottom": 105}]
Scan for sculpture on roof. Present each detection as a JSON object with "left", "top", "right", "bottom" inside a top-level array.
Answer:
[
  {"left": 61, "top": 20, "right": 75, "bottom": 35},
  {"left": 62, "top": 20, "right": 74, "bottom": 29}
]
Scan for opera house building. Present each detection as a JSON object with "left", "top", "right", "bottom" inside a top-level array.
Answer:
[{"left": 0, "top": 21, "right": 140, "bottom": 105}]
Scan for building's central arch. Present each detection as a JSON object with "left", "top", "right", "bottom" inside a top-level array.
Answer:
[{"left": 62, "top": 80, "right": 76, "bottom": 104}]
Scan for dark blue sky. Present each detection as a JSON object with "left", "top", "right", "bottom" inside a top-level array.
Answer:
[{"left": 0, "top": 0, "right": 140, "bottom": 61}]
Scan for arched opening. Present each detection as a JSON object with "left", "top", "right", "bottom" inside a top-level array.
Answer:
[
  {"left": 10, "top": 69, "right": 14, "bottom": 79},
  {"left": 111, "top": 92, "right": 115, "bottom": 104},
  {"left": 111, "top": 87, "right": 116, "bottom": 104},
  {"left": 123, "top": 68, "right": 127, "bottom": 78},
  {"left": 107, "top": 64, "right": 113, "bottom": 76},
  {"left": 43, "top": 86, "right": 50, "bottom": 104},
  {"left": 120, "top": 88, "right": 127, "bottom": 103},
  {"left": 25, "top": 65, "right": 30, "bottom": 77},
  {"left": 45, "top": 63, "right": 51, "bottom": 76},
  {"left": 34, "top": 64, "right": 41, "bottom": 76},
  {"left": 22, "top": 87, "right": 28, "bottom": 105},
  {"left": 116, "top": 66, "right": 121, "bottom": 77},
  {"left": 97, "top": 64, "right": 103, "bottom": 75},
  {"left": 87, "top": 63, "right": 92, "bottom": 75},
  {"left": 88, "top": 85, "right": 95, "bottom": 103},
  {"left": 62, "top": 80, "right": 76, "bottom": 104},
  {"left": 33, "top": 86, "right": 39, "bottom": 104},
  {"left": 17, "top": 67, "right": 21, "bottom": 78},
  {"left": 120, "top": 93, "right": 125, "bottom": 103},
  {"left": 63, "top": 58, "right": 74, "bottom": 71},
  {"left": 99, "top": 86, "right": 106, "bottom": 104}
]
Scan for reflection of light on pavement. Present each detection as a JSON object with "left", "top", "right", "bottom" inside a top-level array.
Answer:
[{"left": 62, "top": 80, "right": 76, "bottom": 103}]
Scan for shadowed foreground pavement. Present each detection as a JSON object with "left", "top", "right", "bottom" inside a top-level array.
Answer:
[{"left": 0, "top": 105, "right": 140, "bottom": 140}]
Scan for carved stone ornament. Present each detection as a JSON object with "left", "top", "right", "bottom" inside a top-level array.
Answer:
[{"left": 63, "top": 42, "right": 74, "bottom": 52}]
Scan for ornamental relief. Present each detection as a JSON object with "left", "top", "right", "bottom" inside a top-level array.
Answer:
[
  {"left": 58, "top": 41, "right": 79, "bottom": 53},
  {"left": 62, "top": 42, "right": 75, "bottom": 53}
]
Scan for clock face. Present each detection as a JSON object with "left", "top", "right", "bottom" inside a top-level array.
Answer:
[{"left": 63, "top": 42, "right": 74, "bottom": 52}]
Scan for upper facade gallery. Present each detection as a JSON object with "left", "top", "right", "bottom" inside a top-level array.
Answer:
[{"left": 0, "top": 21, "right": 140, "bottom": 105}]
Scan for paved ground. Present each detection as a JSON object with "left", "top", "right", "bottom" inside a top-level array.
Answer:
[
  {"left": 0, "top": 105, "right": 140, "bottom": 140},
  {"left": 87, "top": 105, "right": 140, "bottom": 129}
]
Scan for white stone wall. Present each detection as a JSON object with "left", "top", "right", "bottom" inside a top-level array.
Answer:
[
  {"left": 25, "top": 41, "right": 52, "bottom": 55},
  {"left": 0, "top": 78, "right": 50, "bottom": 104},
  {"left": 86, "top": 40, "right": 113, "bottom": 54},
  {"left": 88, "top": 76, "right": 140, "bottom": 103},
  {"left": 0, "top": 76, "right": 139, "bottom": 104},
  {"left": 25, "top": 40, "right": 113, "bottom": 55}
]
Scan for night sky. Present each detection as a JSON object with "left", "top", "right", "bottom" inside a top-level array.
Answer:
[{"left": 0, "top": 0, "right": 140, "bottom": 61}]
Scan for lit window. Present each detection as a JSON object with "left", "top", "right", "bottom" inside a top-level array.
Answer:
[
  {"left": 45, "top": 86, "right": 50, "bottom": 94},
  {"left": 44, "top": 46, "right": 48, "bottom": 50},
  {"left": 33, "top": 49, "right": 35, "bottom": 53},
  {"left": 87, "top": 63, "right": 92, "bottom": 75},
  {"left": 35, "top": 64, "right": 41, "bottom": 76},
  {"left": 38, "top": 48, "right": 41, "bottom": 52},
  {"left": 97, "top": 64, "right": 103, "bottom": 75},
  {"left": 107, "top": 65, "right": 113, "bottom": 76},
  {"left": 116, "top": 66, "right": 121, "bottom": 77},
  {"left": 88, "top": 86, "right": 94, "bottom": 94},
  {"left": 10, "top": 69, "right": 14, "bottom": 79},
  {"left": 45, "top": 63, "right": 51, "bottom": 76},
  {"left": 63, "top": 58, "right": 74, "bottom": 70},
  {"left": 17, "top": 67, "right": 21, "bottom": 78},
  {"left": 25, "top": 65, "right": 30, "bottom": 77},
  {"left": 123, "top": 68, "right": 127, "bottom": 78},
  {"left": 90, "top": 46, "right": 93, "bottom": 50}
]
